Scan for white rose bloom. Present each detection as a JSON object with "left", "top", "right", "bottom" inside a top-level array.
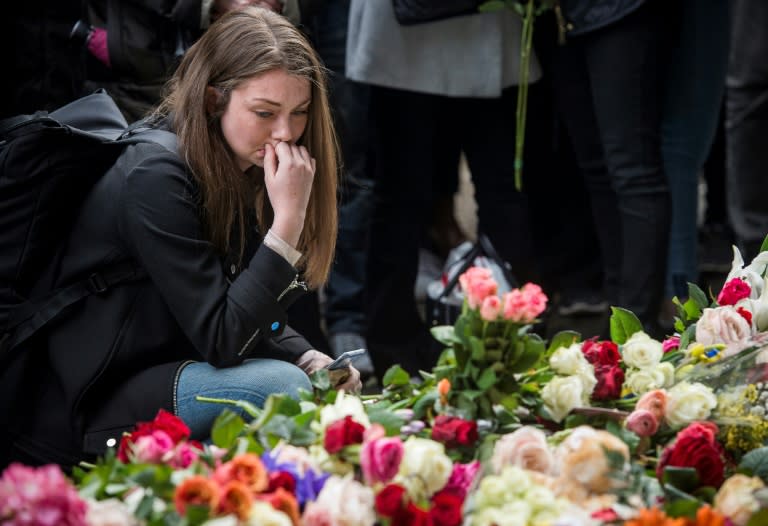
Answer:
[
  {"left": 203, "top": 518, "right": 239, "bottom": 526},
  {"left": 575, "top": 362, "right": 597, "bottom": 396},
  {"left": 499, "top": 501, "right": 533, "bottom": 525},
  {"left": 306, "top": 475, "right": 376, "bottom": 526},
  {"left": 621, "top": 332, "right": 663, "bottom": 369},
  {"left": 475, "top": 475, "right": 513, "bottom": 508},
  {"left": 666, "top": 382, "right": 717, "bottom": 429},
  {"left": 550, "top": 343, "right": 589, "bottom": 376},
  {"left": 499, "top": 465, "right": 533, "bottom": 496},
  {"left": 525, "top": 485, "right": 558, "bottom": 512},
  {"left": 86, "top": 498, "right": 141, "bottom": 526},
  {"left": 736, "top": 277, "right": 768, "bottom": 331},
  {"left": 319, "top": 390, "right": 370, "bottom": 429},
  {"left": 541, "top": 375, "right": 586, "bottom": 423},
  {"left": 246, "top": 502, "right": 293, "bottom": 526},
  {"left": 473, "top": 507, "right": 529, "bottom": 526},
  {"left": 726, "top": 246, "right": 768, "bottom": 298},
  {"left": 695, "top": 306, "right": 753, "bottom": 351},
  {"left": 625, "top": 363, "right": 674, "bottom": 395},
  {"left": 396, "top": 437, "right": 453, "bottom": 500}
]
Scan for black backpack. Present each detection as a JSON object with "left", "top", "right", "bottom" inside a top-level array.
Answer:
[{"left": 0, "top": 89, "right": 177, "bottom": 364}]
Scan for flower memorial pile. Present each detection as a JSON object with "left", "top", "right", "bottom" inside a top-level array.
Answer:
[{"left": 5, "top": 242, "right": 768, "bottom": 525}]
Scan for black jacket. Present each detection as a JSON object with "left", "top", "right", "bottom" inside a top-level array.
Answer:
[
  {"left": 8, "top": 132, "right": 313, "bottom": 466},
  {"left": 559, "top": 0, "right": 646, "bottom": 36}
]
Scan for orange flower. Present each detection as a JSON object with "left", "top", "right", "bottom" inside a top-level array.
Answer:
[
  {"left": 689, "top": 505, "right": 728, "bottom": 526},
  {"left": 438, "top": 378, "right": 451, "bottom": 405},
  {"left": 624, "top": 507, "right": 687, "bottom": 526},
  {"left": 214, "top": 453, "right": 269, "bottom": 493},
  {"left": 217, "top": 480, "right": 253, "bottom": 520},
  {"left": 257, "top": 487, "right": 300, "bottom": 526},
  {"left": 174, "top": 475, "right": 220, "bottom": 516}
]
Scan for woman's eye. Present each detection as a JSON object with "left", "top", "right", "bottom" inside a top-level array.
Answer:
[
  {"left": 255, "top": 111, "right": 273, "bottom": 118},
  {"left": 293, "top": 110, "right": 309, "bottom": 116}
]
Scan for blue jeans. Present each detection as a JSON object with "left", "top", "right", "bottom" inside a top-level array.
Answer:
[
  {"left": 662, "top": 0, "right": 730, "bottom": 298},
  {"left": 175, "top": 359, "right": 311, "bottom": 440}
]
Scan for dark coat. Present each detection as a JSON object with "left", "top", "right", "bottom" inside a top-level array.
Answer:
[
  {"left": 559, "top": 0, "right": 646, "bottom": 36},
  {"left": 7, "top": 133, "right": 313, "bottom": 467}
]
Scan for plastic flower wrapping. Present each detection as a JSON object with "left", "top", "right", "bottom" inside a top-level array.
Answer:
[{"left": 7, "top": 244, "right": 768, "bottom": 525}]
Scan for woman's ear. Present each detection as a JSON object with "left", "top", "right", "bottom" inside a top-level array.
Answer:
[{"left": 205, "top": 86, "right": 221, "bottom": 115}]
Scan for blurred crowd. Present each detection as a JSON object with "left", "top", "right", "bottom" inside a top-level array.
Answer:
[{"left": 4, "top": 0, "right": 765, "bottom": 384}]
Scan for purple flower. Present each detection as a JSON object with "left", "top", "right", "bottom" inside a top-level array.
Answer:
[{"left": 261, "top": 449, "right": 330, "bottom": 507}]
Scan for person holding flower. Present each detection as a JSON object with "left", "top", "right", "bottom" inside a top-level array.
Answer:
[{"left": 3, "top": 7, "right": 360, "bottom": 469}]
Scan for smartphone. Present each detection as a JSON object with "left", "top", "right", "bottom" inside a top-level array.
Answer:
[{"left": 325, "top": 349, "right": 366, "bottom": 371}]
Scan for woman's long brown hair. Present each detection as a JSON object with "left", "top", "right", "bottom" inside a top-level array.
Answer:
[{"left": 155, "top": 7, "right": 338, "bottom": 288}]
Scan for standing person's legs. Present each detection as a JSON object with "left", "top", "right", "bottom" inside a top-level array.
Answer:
[
  {"left": 726, "top": 0, "right": 768, "bottom": 261},
  {"left": 176, "top": 359, "right": 312, "bottom": 440},
  {"left": 365, "top": 87, "right": 439, "bottom": 378},
  {"left": 662, "top": 0, "right": 730, "bottom": 300},
  {"left": 583, "top": 2, "right": 670, "bottom": 332}
]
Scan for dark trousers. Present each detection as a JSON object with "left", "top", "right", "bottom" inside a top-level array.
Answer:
[
  {"left": 726, "top": 0, "right": 768, "bottom": 260},
  {"left": 551, "top": 1, "right": 669, "bottom": 329},
  {"left": 365, "top": 85, "right": 548, "bottom": 376}
]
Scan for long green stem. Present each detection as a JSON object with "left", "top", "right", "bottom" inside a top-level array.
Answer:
[{"left": 514, "top": 0, "right": 535, "bottom": 190}]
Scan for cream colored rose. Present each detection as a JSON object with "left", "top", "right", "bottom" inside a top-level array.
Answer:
[
  {"left": 491, "top": 426, "right": 554, "bottom": 475},
  {"left": 550, "top": 343, "right": 589, "bottom": 376},
  {"left": 665, "top": 382, "right": 717, "bottom": 429},
  {"left": 541, "top": 375, "right": 587, "bottom": 423},
  {"left": 396, "top": 437, "right": 453, "bottom": 500},
  {"left": 86, "top": 498, "right": 141, "bottom": 526},
  {"left": 624, "top": 363, "right": 675, "bottom": 395},
  {"left": 695, "top": 306, "right": 753, "bottom": 348},
  {"left": 304, "top": 474, "right": 376, "bottom": 526},
  {"left": 525, "top": 485, "right": 558, "bottom": 513},
  {"left": 475, "top": 474, "right": 515, "bottom": 508},
  {"left": 621, "top": 331, "right": 663, "bottom": 369},
  {"left": 319, "top": 390, "right": 370, "bottom": 429},
  {"left": 554, "top": 426, "right": 629, "bottom": 494},
  {"left": 714, "top": 474, "right": 765, "bottom": 526},
  {"left": 472, "top": 506, "right": 530, "bottom": 526},
  {"left": 574, "top": 363, "right": 597, "bottom": 396},
  {"left": 246, "top": 501, "right": 293, "bottom": 526}
]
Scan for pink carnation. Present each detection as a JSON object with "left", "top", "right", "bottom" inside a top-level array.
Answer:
[
  {"left": 0, "top": 463, "right": 87, "bottom": 526},
  {"left": 662, "top": 336, "right": 680, "bottom": 354},
  {"left": 717, "top": 277, "right": 751, "bottom": 306}
]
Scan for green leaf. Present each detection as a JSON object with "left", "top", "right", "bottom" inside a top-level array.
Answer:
[
  {"left": 663, "top": 498, "right": 700, "bottom": 519},
  {"left": 511, "top": 334, "right": 546, "bottom": 373},
  {"left": 184, "top": 504, "right": 212, "bottom": 526},
  {"left": 382, "top": 365, "right": 411, "bottom": 386},
  {"left": 413, "top": 391, "right": 438, "bottom": 419},
  {"left": 662, "top": 466, "right": 700, "bottom": 493},
  {"left": 688, "top": 283, "right": 709, "bottom": 309},
  {"left": 760, "top": 234, "right": 768, "bottom": 254},
  {"left": 747, "top": 509, "right": 768, "bottom": 526},
  {"left": 310, "top": 369, "right": 331, "bottom": 391},
  {"left": 740, "top": 447, "right": 768, "bottom": 483},
  {"left": 681, "top": 297, "right": 702, "bottom": 320},
  {"left": 368, "top": 408, "right": 406, "bottom": 435},
  {"left": 609, "top": 307, "right": 644, "bottom": 344},
  {"left": 546, "top": 330, "right": 581, "bottom": 356},
  {"left": 606, "top": 420, "right": 640, "bottom": 455},
  {"left": 478, "top": 0, "right": 507, "bottom": 13},
  {"left": 431, "top": 325, "right": 458, "bottom": 346},
  {"left": 211, "top": 409, "right": 245, "bottom": 449},
  {"left": 469, "top": 336, "right": 486, "bottom": 361},
  {"left": 476, "top": 367, "right": 497, "bottom": 390},
  {"left": 678, "top": 323, "right": 697, "bottom": 354}
]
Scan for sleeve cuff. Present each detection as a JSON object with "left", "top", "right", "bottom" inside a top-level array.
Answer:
[{"left": 263, "top": 229, "right": 302, "bottom": 267}]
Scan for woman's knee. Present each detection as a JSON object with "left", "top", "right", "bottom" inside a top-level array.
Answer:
[{"left": 257, "top": 360, "right": 313, "bottom": 399}]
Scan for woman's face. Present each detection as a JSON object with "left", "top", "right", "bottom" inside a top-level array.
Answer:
[{"left": 215, "top": 68, "right": 311, "bottom": 171}]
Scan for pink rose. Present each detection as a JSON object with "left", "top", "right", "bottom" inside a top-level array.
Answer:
[
  {"left": 696, "top": 306, "right": 752, "bottom": 354},
  {"left": 479, "top": 295, "right": 502, "bottom": 321},
  {"left": 635, "top": 389, "right": 668, "bottom": 421},
  {"left": 458, "top": 267, "right": 498, "bottom": 309},
  {"left": 491, "top": 426, "right": 554, "bottom": 475},
  {"left": 502, "top": 289, "right": 527, "bottom": 322},
  {"left": 625, "top": 409, "right": 660, "bottom": 437},
  {"left": 170, "top": 442, "right": 200, "bottom": 469},
  {"left": 302, "top": 502, "right": 333, "bottom": 526},
  {"left": 717, "top": 278, "right": 752, "bottom": 306},
  {"left": 519, "top": 283, "right": 548, "bottom": 320},
  {"left": 0, "top": 463, "right": 88, "bottom": 526},
  {"left": 132, "top": 430, "right": 174, "bottom": 464},
  {"left": 442, "top": 461, "right": 480, "bottom": 500},
  {"left": 360, "top": 425, "right": 404, "bottom": 485},
  {"left": 662, "top": 336, "right": 680, "bottom": 354}
]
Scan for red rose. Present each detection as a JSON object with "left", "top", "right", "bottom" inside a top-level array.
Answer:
[
  {"left": 591, "top": 364, "right": 625, "bottom": 401},
  {"left": 323, "top": 415, "right": 365, "bottom": 454},
  {"left": 392, "top": 502, "right": 433, "bottom": 526},
  {"left": 429, "top": 490, "right": 463, "bottom": 526},
  {"left": 430, "top": 415, "right": 478, "bottom": 449},
  {"left": 656, "top": 422, "right": 725, "bottom": 488},
  {"left": 581, "top": 339, "right": 621, "bottom": 367},
  {"left": 267, "top": 471, "right": 296, "bottom": 494},
  {"left": 717, "top": 277, "right": 751, "bottom": 306},
  {"left": 375, "top": 484, "right": 407, "bottom": 518},
  {"left": 118, "top": 409, "right": 191, "bottom": 462}
]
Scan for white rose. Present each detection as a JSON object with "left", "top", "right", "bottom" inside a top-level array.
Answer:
[
  {"left": 621, "top": 332, "right": 663, "bottom": 369},
  {"left": 695, "top": 306, "right": 753, "bottom": 350},
  {"left": 714, "top": 474, "right": 765, "bottom": 526},
  {"left": 550, "top": 343, "right": 589, "bottom": 376},
  {"left": 542, "top": 375, "right": 586, "bottom": 423},
  {"left": 525, "top": 485, "right": 558, "bottom": 513},
  {"left": 396, "top": 437, "right": 453, "bottom": 500},
  {"left": 499, "top": 501, "right": 533, "bottom": 525},
  {"left": 247, "top": 502, "right": 293, "bottom": 526},
  {"left": 86, "top": 498, "right": 141, "bottom": 526},
  {"left": 736, "top": 277, "right": 768, "bottom": 331},
  {"left": 665, "top": 382, "right": 717, "bottom": 428},
  {"left": 475, "top": 474, "right": 512, "bottom": 508},
  {"left": 499, "top": 465, "right": 533, "bottom": 497},
  {"left": 319, "top": 390, "right": 370, "bottom": 429},
  {"left": 491, "top": 426, "right": 554, "bottom": 475},
  {"left": 473, "top": 507, "right": 529, "bottom": 526},
  {"left": 625, "top": 363, "right": 674, "bottom": 395},
  {"left": 305, "top": 475, "right": 376, "bottom": 526},
  {"left": 574, "top": 363, "right": 597, "bottom": 396}
]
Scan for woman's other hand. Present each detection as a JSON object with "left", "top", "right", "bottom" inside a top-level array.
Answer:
[
  {"left": 295, "top": 350, "right": 362, "bottom": 393},
  {"left": 264, "top": 141, "right": 315, "bottom": 247}
]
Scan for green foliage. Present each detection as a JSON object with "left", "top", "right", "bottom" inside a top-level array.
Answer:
[
  {"left": 740, "top": 446, "right": 768, "bottom": 484},
  {"left": 210, "top": 410, "right": 245, "bottom": 449},
  {"left": 609, "top": 307, "right": 644, "bottom": 344}
]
